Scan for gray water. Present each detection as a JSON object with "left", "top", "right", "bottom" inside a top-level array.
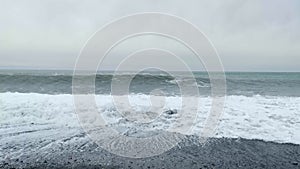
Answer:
[{"left": 0, "top": 69, "right": 299, "bottom": 96}]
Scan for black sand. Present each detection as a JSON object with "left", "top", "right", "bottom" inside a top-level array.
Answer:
[{"left": 1, "top": 136, "right": 299, "bottom": 169}]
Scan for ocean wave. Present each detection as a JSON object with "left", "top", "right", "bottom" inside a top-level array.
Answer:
[
  {"left": 0, "top": 92, "right": 300, "bottom": 144},
  {"left": 1, "top": 73, "right": 300, "bottom": 96}
]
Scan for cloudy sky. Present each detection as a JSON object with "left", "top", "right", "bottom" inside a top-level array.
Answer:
[{"left": 0, "top": 0, "right": 300, "bottom": 71}]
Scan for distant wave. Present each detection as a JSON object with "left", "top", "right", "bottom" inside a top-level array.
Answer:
[{"left": 1, "top": 73, "right": 300, "bottom": 96}]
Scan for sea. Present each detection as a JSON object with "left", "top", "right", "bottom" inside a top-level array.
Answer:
[{"left": 0, "top": 70, "right": 300, "bottom": 146}]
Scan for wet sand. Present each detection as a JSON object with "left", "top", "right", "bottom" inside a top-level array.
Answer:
[{"left": 1, "top": 135, "right": 299, "bottom": 169}]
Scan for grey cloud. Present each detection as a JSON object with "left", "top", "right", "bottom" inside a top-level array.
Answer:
[{"left": 0, "top": 0, "right": 299, "bottom": 71}]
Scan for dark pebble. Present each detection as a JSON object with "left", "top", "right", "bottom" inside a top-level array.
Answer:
[{"left": 165, "top": 109, "right": 177, "bottom": 115}]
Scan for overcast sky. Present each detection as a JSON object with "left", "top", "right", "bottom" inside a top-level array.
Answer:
[{"left": 0, "top": 0, "right": 300, "bottom": 71}]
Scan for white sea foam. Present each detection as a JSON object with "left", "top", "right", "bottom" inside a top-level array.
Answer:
[{"left": 0, "top": 92, "right": 299, "bottom": 144}]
